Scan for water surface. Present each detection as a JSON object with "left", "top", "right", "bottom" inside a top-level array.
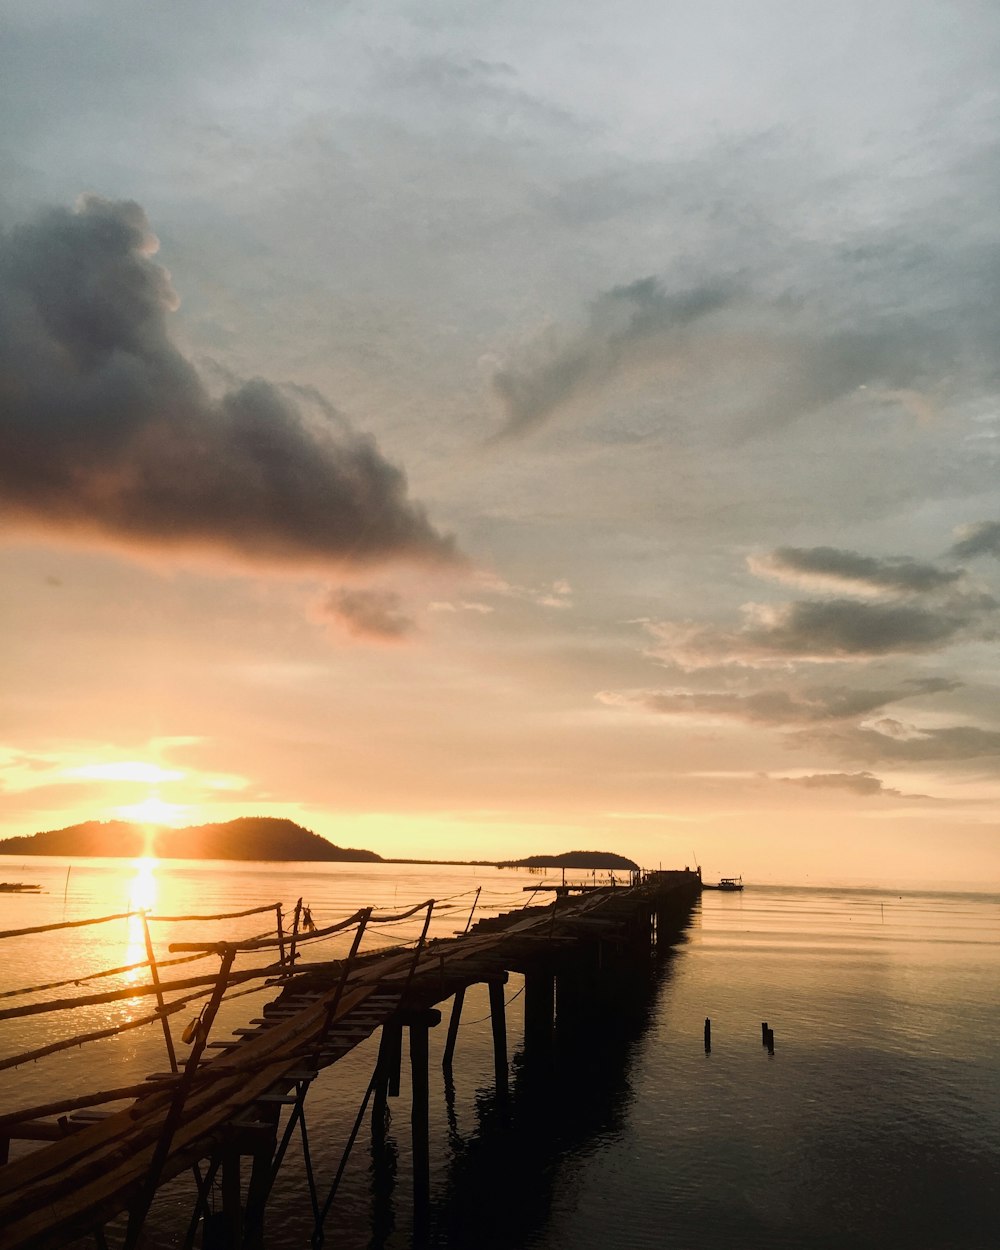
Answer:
[{"left": 1, "top": 861, "right": 996, "bottom": 1248}]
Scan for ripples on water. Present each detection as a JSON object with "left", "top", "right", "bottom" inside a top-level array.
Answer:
[{"left": 1, "top": 860, "right": 997, "bottom": 1249}]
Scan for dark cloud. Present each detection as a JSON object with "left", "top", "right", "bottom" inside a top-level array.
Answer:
[
  {"left": 319, "top": 587, "right": 415, "bottom": 641},
  {"left": 606, "top": 676, "right": 958, "bottom": 725},
  {"left": 491, "top": 277, "right": 733, "bottom": 439},
  {"left": 794, "top": 721, "right": 1000, "bottom": 764},
  {"left": 649, "top": 594, "right": 995, "bottom": 668},
  {"left": 950, "top": 521, "right": 1000, "bottom": 560},
  {"left": 0, "top": 196, "right": 458, "bottom": 570},
  {"left": 779, "top": 771, "right": 926, "bottom": 799},
  {"left": 750, "top": 546, "right": 963, "bottom": 596}
]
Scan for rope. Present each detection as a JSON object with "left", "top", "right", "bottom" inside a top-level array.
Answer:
[
  {"left": 460, "top": 983, "right": 526, "bottom": 1026},
  {"left": 0, "top": 950, "right": 210, "bottom": 1001}
]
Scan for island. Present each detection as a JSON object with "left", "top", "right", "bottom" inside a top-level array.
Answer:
[
  {"left": 0, "top": 817, "right": 637, "bottom": 871},
  {"left": 0, "top": 817, "right": 382, "bottom": 863}
]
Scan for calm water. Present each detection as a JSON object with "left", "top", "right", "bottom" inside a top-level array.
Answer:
[{"left": 1, "top": 858, "right": 997, "bottom": 1249}]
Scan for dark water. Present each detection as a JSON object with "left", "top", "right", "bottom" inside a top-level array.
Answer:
[{"left": 1, "top": 861, "right": 997, "bottom": 1248}]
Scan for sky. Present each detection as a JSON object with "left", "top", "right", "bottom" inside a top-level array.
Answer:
[{"left": 2, "top": 1, "right": 1000, "bottom": 886}]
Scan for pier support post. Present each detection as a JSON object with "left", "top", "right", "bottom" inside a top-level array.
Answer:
[
  {"left": 372, "top": 1020, "right": 403, "bottom": 1140},
  {"left": 488, "top": 979, "right": 509, "bottom": 1096},
  {"left": 442, "top": 986, "right": 465, "bottom": 1071},
  {"left": 523, "top": 971, "right": 554, "bottom": 1057},
  {"left": 409, "top": 1017, "right": 431, "bottom": 1235}
]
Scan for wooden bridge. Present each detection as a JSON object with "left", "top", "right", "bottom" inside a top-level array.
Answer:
[{"left": 0, "top": 869, "right": 700, "bottom": 1248}]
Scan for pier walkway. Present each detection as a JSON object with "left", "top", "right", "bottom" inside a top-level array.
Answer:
[{"left": 0, "top": 869, "right": 699, "bottom": 1248}]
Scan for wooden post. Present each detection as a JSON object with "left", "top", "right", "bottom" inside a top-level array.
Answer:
[
  {"left": 761, "top": 1021, "right": 769, "bottom": 1045},
  {"left": 123, "top": 944, "right": 236, "bottom": 1250},
  {"left": 372, "top": 1019, "right": 403, "bottom": 1139},
  {"left": 463, "top": 887, "right": 481, "bottom": 934},
  {"left": 704, "top": 1017, "right": 712, "bottom": 1052},
  {"left": 409, "top": 1018, "right": 430, "bottom": 1235},
  {"left": 288, "top": 897, "right": 302, "bottom": 973},
  {"left": 523, "top": 972, "right": 554, "bottom": 1056},
  {"left": 766, "top": 1027, "right": 775, "bottom": 1054},
  {"left": 276, "top": 903, "right": 286, "bottom": 969},
  {"left": 488, "top": 979, "right": 508, "bottom": 1096},
  {"left": 442, "top": 985, "right": 465, "bottom": 1071},
  {"left": 141, "top": 911, "right": 178, "bottom": 1074},
  {"left": 243, "top": 1122, "right": 278, "bottom": 1250}
]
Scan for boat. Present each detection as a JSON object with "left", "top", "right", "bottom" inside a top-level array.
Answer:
[
  {"left": 703, "top": 876, "right": 744, "bottom": 891},
  {"left": 0, "top": 882, "right": 41, "bottom": 893}
]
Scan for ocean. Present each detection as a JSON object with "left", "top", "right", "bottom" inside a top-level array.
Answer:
[{"left": 0, "top": 858, "right": 997, "bottom": 1249}]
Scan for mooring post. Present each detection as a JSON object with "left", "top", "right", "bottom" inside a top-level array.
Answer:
[
  {"left": 488, "top": 979, "right": 509, "bottom": 1096},
  {"left": 442, "top": 985, "right": 465, "bottom": 1071},
  {"left": 761, "top": 1020, "right": 769, "bottom": 1045},
  {"left": 409, "top": 1016, "right": 431, "bottom": 1234},
  {"left": 523, "top": 971, "right": 554, "bottom": 1056},
  {"left": 766, "top": 1027, "right": 775, "bottom": 1054},
  {"left": 704, "top": 1017, "right": 712, "bottom": 1052}
]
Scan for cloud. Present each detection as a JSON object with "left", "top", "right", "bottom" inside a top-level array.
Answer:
[
  {"left": 778, "top": 771, "right": 925, "bottom": 799},
  {"left": 793, "top": 720, "right": 1000, "bottom": 764},
  {"left": 749, "top": 546, "right": 963, "bottom": 596},
  {"left": 319, "top": 587, "right": 416, "bottom": 641},
  {"left": 602, "top": 677, "right": 958, "bottom": 725},
  {"left": 490, "top": 277, "right": 733, "bottom": 438},
  {"left": 647, "top": 595, "right": 995, "bottom": 668},
  {"left": 951, "top": 521, "right": 1000, "bottom": 560},
  {"left": 0, "top": 196, "right": 457, "bottom": 571}
]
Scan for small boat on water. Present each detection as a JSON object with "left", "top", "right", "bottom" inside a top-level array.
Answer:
[
  {"left": 0, "top": 882, "right": 41, "bottom": 893},
  {"left": 704, "top": 875, "right": 744, "bottom": 891}
]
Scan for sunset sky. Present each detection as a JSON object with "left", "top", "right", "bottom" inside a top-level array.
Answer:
[{"left": 3, "top": 2, "right": 1000, "bottom": 885}]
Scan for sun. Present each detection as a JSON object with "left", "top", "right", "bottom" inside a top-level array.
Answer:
[{"left": 115, "top": 794, "right": 190, "bottom": 826}]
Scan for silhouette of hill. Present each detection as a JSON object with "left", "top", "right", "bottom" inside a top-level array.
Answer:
[
  {"left": 499, "top": 850, "right": 639, "bottom": 871},
  {"left": 0, "top": 817, "right": 382, "bottom": 862}
]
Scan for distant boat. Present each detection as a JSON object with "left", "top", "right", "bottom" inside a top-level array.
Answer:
[
  {"left": 704, "top": 876, "right": 744, "bottom": 891},
  {"left": 0, "top": 882, "right": 41, "bottom": 893}
]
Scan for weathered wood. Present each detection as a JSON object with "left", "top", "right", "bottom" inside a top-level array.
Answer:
[
  {"left": 409, "top": 1018, "right": 430, "bottom": 1232},
  {"left": 488, "top": 980, "right": 508, "bottom": 1096},
  {"left": 442, "top": 985, "right": 465, "bottom": 1070}
]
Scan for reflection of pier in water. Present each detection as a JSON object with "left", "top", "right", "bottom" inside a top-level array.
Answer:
[
  {"left": 425, "top": 944, "right": 683, "bottom": 1250},
  {"left": 0, "top": 871, "right": 699, "bottom": 1248}
]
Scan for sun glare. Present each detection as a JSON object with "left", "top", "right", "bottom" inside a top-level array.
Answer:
[
  {"left": 124, "top": 857, "right": 160, "bottom": 982},
  {"left": 115, "top": 794, "right": 190, "bottom": 826}
]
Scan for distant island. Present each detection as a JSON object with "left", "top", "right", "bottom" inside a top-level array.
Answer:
[
  {"left": 0, "top": 818, "right": 637, "bottom": 872},
  {"left": 0, "top": 817, "right": 382, "bottom": 863},
  {"left": 500, "top": 850, "right": 639, "bottom": 871}
]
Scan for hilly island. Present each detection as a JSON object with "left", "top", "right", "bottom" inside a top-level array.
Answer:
[{"left": 0, "top": 817, "right": 638, "bottom": 871}]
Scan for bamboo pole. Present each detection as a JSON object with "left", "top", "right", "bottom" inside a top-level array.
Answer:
[
  {"left": 141, "top": 912, "right": 178, "bottom": 1074},
  {"left": 123, "top": 945, "right": 237, "bottom": 1250}
]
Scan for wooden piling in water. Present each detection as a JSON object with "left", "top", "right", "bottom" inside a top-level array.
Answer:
[
  {"left": 488, "top": 980, "right": 508, "bottom": 1095},
  {"left": 409, "top": 1018, "right": 430, "bottom": 1233}
]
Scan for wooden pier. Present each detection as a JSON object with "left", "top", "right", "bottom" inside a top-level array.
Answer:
[{"left": 0, "top": 869, "right": 699, "bottom": 1248}]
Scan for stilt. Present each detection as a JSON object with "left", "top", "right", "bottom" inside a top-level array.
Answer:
[
  {"left": 372, "top": 1020, "right": 402, "bottom": 1139},
  {"left": 242, "top": 1125, "right": 277, "bottom": 1250},
  {"left": 409, "top": 1018, "right": 430, "bottom": 1235},
  {"left": 488, "top": 979, "right": 508, "bottom": 1096},
  {"left": 442, "top": 986, "right": 465, "bottom": 1071}
]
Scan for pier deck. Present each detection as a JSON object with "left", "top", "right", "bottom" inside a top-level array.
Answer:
[{"left": 0, "top": 870, "right": 699, "bottom": 1249}]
